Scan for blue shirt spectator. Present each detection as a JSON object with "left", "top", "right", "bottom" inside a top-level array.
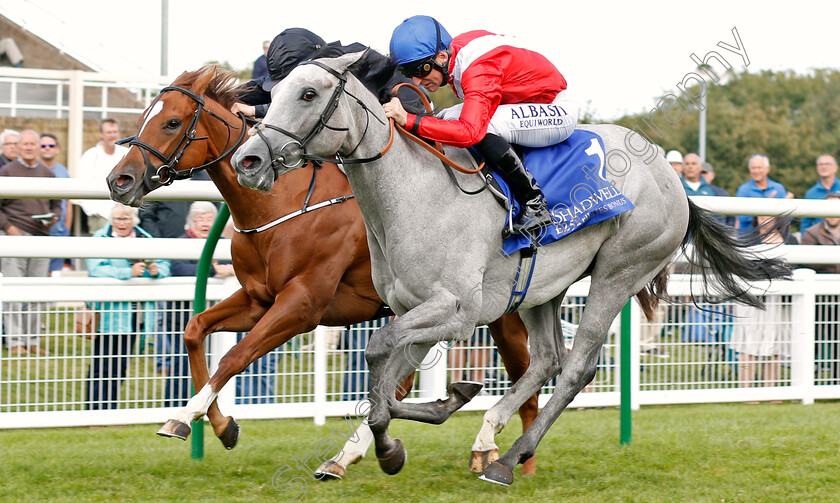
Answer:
[
  {"left": 735, "top": 154, "right": 790, "bottom": 232},
  {"left": 801, "top": 154, "right": 840, "bottom": 232},
  {"left": 681, "top": 154, "right": 717, "bottom": 196}
]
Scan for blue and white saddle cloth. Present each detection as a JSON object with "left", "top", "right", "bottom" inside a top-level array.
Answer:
[{"left": 494, "top": 129, "right": 635, "bottom": 256}]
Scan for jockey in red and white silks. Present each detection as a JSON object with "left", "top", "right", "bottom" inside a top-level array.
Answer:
[
  {"left": 387, "top": 15, "right": 578, "bottom": 237},
  {"left": 407, "top": 30, "right": 578, "bottom": 149}
]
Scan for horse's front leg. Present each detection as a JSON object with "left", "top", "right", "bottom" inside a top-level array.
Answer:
[
  {"left": 157, "top": 289, "right": 263, "bottom": 447},
  {"left": 314, "top": 373, "right": 416, "bottom": 481},
  {"left": 365, "top": 291, "right": 479, "bottom": 475}
]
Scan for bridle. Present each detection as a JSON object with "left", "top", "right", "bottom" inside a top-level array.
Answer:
[
  {"left": 248, "top": 59, "right": 484, "bottom": 179},
  {"left": 117, "top": 86, "right": 247, "bottom": 188},
  {"left": 247, "top": 59, "right": 393, "bottom": 170}
]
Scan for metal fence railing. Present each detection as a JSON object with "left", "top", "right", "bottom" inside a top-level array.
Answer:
[{"left": 2, "top": 270, "right": 839, "bottom": 429}]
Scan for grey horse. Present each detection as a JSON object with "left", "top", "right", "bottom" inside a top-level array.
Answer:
[{"left": 229, "top": 51, "right": 790, "bottom": 486}]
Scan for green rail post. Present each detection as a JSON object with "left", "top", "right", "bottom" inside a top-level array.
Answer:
[
  {"left": 620, "top": 300, "right": 632, "bottom": 445},
  {"left": 190, "top": 203, "right": 231, "bottom": 460}
]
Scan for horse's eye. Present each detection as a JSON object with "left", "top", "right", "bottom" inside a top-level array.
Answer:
[
  {"left": 302, "top": 90, "right": 317, "bottom": 102},
  {"left": 165, "top": 119, "right": 181, "bottom": 129}
]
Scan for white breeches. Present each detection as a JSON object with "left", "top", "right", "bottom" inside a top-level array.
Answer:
[{"left": 437, "top": 91, "right": 578, "bottom": 148}]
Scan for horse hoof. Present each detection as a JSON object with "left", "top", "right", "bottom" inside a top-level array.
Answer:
[
  {"left": 377, "top": 438, "right": 406, "bottom": 475},
  {"left": 217, "top": 417, "right": 240, "bottom": 450},
  {"left": 157, "top": 419, "right": 191, "bottom": 440},
  {"left": 469, "top": 449, "right": 499, "bottom": 473},
  {"left": 448, "top": 381, "right": 483, "bottom": 402},
  {"left": 479, "top": 461, "right": 514, "bottom": 487},
  {"left": 314, "top": 460, "right": 346, "bottom": 480}
]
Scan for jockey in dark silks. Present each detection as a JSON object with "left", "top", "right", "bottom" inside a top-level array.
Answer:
[
  {"left": 384, "top": 15, "right": 579, "bottom": 237},
  {"left": 233, "top": 28, "right": 429, "bottom": 119}
]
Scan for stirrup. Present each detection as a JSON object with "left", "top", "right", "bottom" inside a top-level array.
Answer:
[{"left": 502, "top": 208, "right": 553, "bottom": 239}]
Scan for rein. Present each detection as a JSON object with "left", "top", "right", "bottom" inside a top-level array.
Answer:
[
  {"left": 117, "top": 86, "right": 247, "bottom": 188},
  {"left": 390, "top": 82, "right": 485, "bottom": 175}
]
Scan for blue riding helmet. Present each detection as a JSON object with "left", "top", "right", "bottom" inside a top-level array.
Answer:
[{"left": 390, "top": 15, "right": 452, "bottom": 78}]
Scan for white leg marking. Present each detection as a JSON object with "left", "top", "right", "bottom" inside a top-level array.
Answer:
[
  {"left": 333, "top": 422, "right": 374, "bottom": 467},
  {"left": 472, "top": 408, "right": 503, "bottom": 452},
  {"left": 173, "top": 384, "right": 218, "bottom": 424}
]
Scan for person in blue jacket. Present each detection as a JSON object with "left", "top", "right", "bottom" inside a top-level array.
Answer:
[
  {"left": 735, "top": 154, "right": 792, "bottom": 233},
  {"left": 85, "top": 203, "right": 170, "bottom": 409},
  {"left": 801, "top": 154, "right": 840, "bottom": 232}
]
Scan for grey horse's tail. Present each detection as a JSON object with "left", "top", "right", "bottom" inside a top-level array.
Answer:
[{"left": 678, "top": 198, "right": 793, "bottom": 308}]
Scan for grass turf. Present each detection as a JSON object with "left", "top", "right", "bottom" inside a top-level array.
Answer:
[{"left": 3, "top": 402, "right": 840, "bottom": 502}]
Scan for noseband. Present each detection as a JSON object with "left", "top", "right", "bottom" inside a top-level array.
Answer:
[
  {"left": 117, "top": 86, "right": 247, "bottom": 188},
  {"left": 248, "top": 60, "right": 390, "bottom": 169}
]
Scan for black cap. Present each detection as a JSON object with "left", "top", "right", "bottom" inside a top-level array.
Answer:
[{"left": 261, "top": 28, "right": 326, "bottom": 91}]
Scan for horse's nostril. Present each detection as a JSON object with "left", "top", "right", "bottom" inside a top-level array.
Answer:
[
  {"left": 242, "top": 157, "right": 255, "bottom": 169},
  {"left": 116, "top": 175, "right": 132, "bottom": 188}
]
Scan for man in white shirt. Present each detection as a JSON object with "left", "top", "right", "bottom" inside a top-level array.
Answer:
[{"left": 76, "top": 118, "right": 128, "bottom": 233}]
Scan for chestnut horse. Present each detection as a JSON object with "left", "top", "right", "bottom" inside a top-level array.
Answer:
[{"left": 106, "top": 66, "right": 539, "bottom": 476}]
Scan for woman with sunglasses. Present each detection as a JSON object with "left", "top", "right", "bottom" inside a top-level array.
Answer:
[{"left": 385, "top": 15, "right": 578, "bottom": 237}]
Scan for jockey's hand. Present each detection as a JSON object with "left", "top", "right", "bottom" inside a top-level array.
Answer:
[
  {"left": 383, "top": 97, "right": 408, "bottom": 126},
  {"left": 231, "top": 102, "right": 256, "bottom": 119}
]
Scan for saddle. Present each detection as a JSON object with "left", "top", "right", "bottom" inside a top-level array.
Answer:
[{"left": 483, "top": 130, "right": 635, "bottom": 256}]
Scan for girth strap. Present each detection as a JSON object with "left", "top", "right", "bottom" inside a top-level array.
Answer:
[{"left": 504, "top": 245, "right": 538, "bottom": 315}]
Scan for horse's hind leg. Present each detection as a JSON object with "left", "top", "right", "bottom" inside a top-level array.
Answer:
[
  {"left": 158, "top": 290, "right": 263, "bottom": 448},
  {"left": 475, "top": 313, "right": 539, "bottom": 475},
  {"left": 471, "top": 297, "right": 569, "bottom": 484},
  {"left": 481, "top": 218, "right": 679, "bottom": 486}
]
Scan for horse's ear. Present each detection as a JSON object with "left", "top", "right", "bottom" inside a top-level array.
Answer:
[{"left": 193, "top": 65, "right": 217, "bottom": 95}]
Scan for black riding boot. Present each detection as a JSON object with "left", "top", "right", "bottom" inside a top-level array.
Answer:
[{"left": 475, "top": 135, "right": 553, "bottom": 238}]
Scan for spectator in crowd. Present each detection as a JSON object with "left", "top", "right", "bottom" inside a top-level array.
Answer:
[
  {"left": 138, "top": 171, "right": 213, "bottom": 239},
  {"left": 681, "top": 153, "right": 716, "bottom": 196},
  {"left": 801, "top": 193, "right": 840, "bottom": 266},
  {"left": 253, "top": 40, "right": 270, "bottom": 80},
  {"left": 731, "top": 215, "right": 794, "bottom": 396},
  {"left": 735, "top": 154, "right": 793, "bottom": 232},
  {"left": 0, "top": 37, "right": 24, "bottom": 67},
  {"left": 701, "top": 161, "right": 736, "bottom": 227},
  {"left": 86, "top": 203, "right": 170, "bottom": 409},
  {"left": 801, "top": 155, "right": 840, "bottom": 232},
  {"left": 0, "top": 129, "right": 20, "bottom": 168},
  {"left": 666, "top": 150, "right": 683, "bottom": 176},
  {"left": 801, "top": 193, "right": 840, "bottom": 384},
  {"left": 77, "top": 119, "right": 129, "bottom": 233},
  {"left": 0, "top": 129, "right": 61, "bottom": 356},
  {"left": 159, "top": 202, "right": 235, "bottom": 406},
  {"left": 38, "top": 133, "right": 73, "bottom": 273}
]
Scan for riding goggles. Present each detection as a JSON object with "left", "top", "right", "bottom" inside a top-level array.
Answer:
[{"left": 397, "top": 57, "right": 435, "bottom": 79}]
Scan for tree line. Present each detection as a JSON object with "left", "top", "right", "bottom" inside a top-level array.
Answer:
[{"left": 611, "top": 68, "right": 840, "bottom": 198}]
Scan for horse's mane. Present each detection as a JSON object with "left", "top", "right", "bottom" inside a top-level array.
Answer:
[
  {"left": 312, "top": 45, "right": 398, "bottom": 105},
  {"left": 171, "top": 65, "right": 241, "bottom": 110}
]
